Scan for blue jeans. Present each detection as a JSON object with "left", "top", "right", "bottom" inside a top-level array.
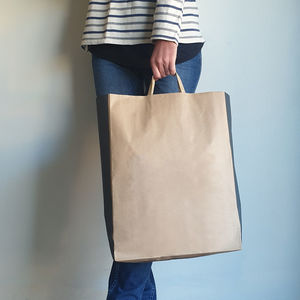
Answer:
[{"left": 91, "top": 51, "right": 202, "bottom": 300}]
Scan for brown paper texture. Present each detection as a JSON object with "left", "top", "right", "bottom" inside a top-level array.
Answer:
[{"left": 97, "top": 90, "right": 242, "bottom": 262}]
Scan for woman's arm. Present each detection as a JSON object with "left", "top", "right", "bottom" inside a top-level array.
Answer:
[
  {"left": 150, "top": 0, "right": 185, "bottom": 45},
  {"left": 150, "top": 0, "right": 185, "bottom": 80}
]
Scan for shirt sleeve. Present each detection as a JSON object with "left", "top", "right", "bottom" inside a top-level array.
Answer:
[{"left": 150, "top": 0, "right": 185, "bottom": 46}]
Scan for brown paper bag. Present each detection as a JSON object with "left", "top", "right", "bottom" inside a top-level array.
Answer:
[{"left": 96, "top": 73, "right": 242, "bottom": 262}]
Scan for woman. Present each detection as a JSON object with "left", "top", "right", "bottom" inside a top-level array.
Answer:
[{"left": 80, "top": 0, "right": 205, "bottom": 299}]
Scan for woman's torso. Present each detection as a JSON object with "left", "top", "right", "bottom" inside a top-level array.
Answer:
[
  {"left": 81, "top": 0, "right": 206, "bottom": 68},
  {"left": 81, "top": 0, "right": 206, "bottom": 49}
]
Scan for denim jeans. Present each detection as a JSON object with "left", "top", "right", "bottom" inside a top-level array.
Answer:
[{"left": 91, "top": 50, "right": 202, "bottom": 300}]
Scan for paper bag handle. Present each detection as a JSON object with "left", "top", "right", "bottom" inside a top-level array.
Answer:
[{"left": 147, "top": 72, "right": 186, "bottom": 95}]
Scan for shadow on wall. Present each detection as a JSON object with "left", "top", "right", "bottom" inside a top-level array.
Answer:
[
  {"left": 225, "top": 93, "right": 243, "bottom": 240},
  {"left": 28, "top": 0, "right": 110, "bottom": 297}
]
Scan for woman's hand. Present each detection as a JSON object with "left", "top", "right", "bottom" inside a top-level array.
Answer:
[{"left": 150, "top": 40, "right": 178, "bottom": 81}]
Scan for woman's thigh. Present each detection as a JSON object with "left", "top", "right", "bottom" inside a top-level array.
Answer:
[
  {"left": 92, "top": 50, "right": 202, "bottom": 97},
  {"left": 91, "top": 54, "right": 145, "bottom": 96}
]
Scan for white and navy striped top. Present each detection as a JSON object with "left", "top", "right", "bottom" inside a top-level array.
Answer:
[{"left": 81, "top": 0, "right": 206, "bottom": 51}]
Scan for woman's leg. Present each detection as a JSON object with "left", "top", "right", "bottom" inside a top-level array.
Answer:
[
  {"left": 91, "top": 55, "right": 156, "bottom": 300},
  {"left": 107, "top": 261, "right": 156, "bottom": 300},
  {"left": 142, "top": 269, "right": 156, "bottom": 300},
  {"left": 92, "top": 54, "right": 145, "bottom": 96}
]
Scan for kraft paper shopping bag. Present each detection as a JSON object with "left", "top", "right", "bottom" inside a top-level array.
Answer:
[{"left": 96, "top": 73, "right": 242, "bottom": 262}]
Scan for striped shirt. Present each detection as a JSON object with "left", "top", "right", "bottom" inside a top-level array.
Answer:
[{"left": 81, "top": 0, "right": 206, "bottom": 51}]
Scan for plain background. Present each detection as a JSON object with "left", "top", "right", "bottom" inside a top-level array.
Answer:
[{"left": 1, "top": 0, "right": 299, "bottom": 299}]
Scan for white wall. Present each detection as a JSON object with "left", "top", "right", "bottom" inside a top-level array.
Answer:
[{"left": 1, "top": 0, "right": 299, "bottom": 299}]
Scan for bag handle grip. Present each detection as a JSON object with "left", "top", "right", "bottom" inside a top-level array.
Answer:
[{"left": 147, "top": 72, "right": 186, "bottom": 95}]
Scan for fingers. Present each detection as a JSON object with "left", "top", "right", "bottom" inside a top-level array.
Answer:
[
  {"left": 152, "top": 57, "right": 174, "bottom": 81},
  {"left": 158, "top": 59, "right": 169, "bottom": 78},
  {"left": 169, "top": 61, "right": 176, "bottom": 76},
  {"left": 155, "top": 58, "right": 167, "bottom": 79},
  {"left": 151, "top": 64, "right": 161, "bottom": 81},
  {"left": 151, "top": 59, "right": 167, "bottom": 81},
  {"left": 163, "top": 61, "right": 170, "bottom": 77}
]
